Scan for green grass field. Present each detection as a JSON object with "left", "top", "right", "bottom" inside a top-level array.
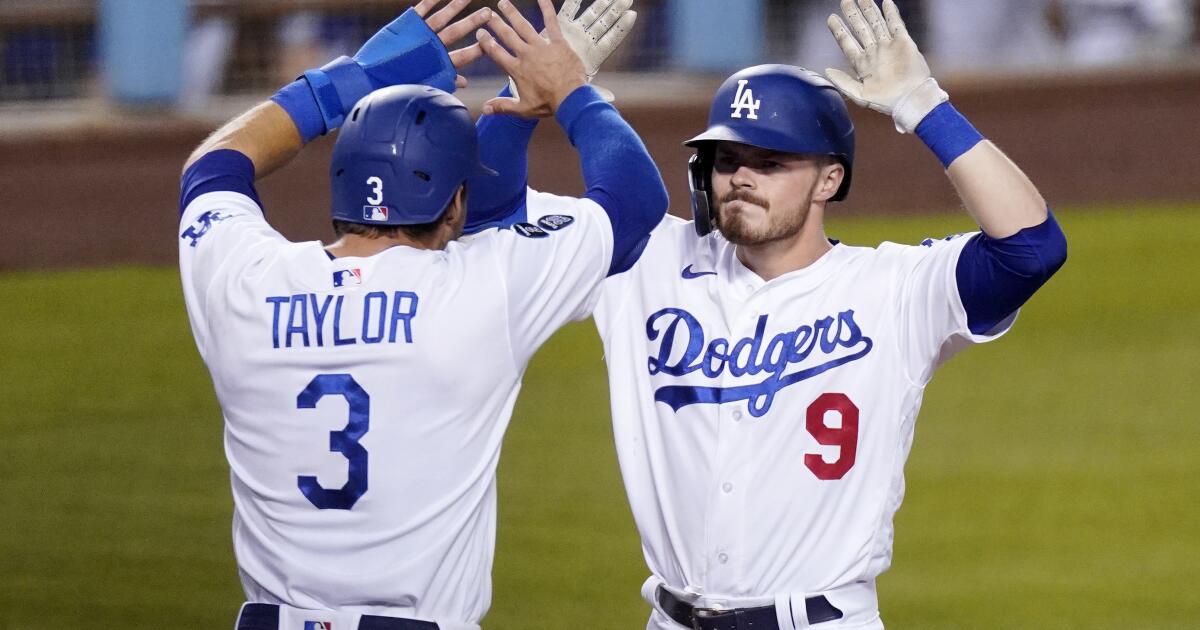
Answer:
[{"left": 2, "top": 207, "right": 1197, "bottom": 629}]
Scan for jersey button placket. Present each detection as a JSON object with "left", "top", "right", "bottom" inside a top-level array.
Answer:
[
  {"left": 709, "top": 410, "right": 740, "bottom": 583},
  {"left": 708, "top": 287, "right": 757, "bottom": 590},
  {"left": 709, "top": 417, "right": 746, "bottom": 591}
]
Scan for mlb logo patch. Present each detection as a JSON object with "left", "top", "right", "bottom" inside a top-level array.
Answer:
[
  {"left": 363, "top": 205, "right": 389, "bottom": 222},
  {"left": 332, "top": 268, "right": 363, "bottom": 287},
  {"left": 303, "top": 622, "right": 332, "bottom": 630},
  {"left": 536, "top": 214, "right": 575, "bottom": 231},
  {"left": 513, "top": 222, "right": 549, "bottom": 239}
]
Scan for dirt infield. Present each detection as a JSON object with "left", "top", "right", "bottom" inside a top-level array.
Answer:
[{"left": 1, "top": 67, "right": 1196, "bottom": 271}]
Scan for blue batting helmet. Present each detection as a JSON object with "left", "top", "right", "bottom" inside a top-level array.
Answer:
[
  {"left": 330, "top": 84, "right": 496, "bottom": 226},
  {"left": 684, "top": 65, "right": 855, "bottom": 235}
]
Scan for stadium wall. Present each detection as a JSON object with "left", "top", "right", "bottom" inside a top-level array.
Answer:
[{"left": 0, "top": 67, "right": 1195, "bottom": 271}]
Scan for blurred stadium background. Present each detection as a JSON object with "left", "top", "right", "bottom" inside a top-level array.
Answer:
[{"left": 1, "top": 1, "right": 1198, "bottom": 628}]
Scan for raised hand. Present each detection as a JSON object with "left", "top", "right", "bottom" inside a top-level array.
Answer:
[
  {"left": 825, "top": 0, "right": 947, "bottom": 133},
  {"left": 507, "top": 0, "right": 637, "bottom": 101},
  {"left": 477, "top": 0, "right": 589, "bottom": 118},
  {"left": 558, "top": 0, "right": 638, "bottom": 81},
  {"left": 412, "top": 0, "right": 493, "bottom": 87}
]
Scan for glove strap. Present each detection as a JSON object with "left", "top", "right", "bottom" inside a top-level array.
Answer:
[
  {"left": 271, "top": 79, "right": 326, "bottom": 144},
  {"left": 303, "top": 56, "right": 372, "bottom": 132},
  {"left": 891, "top": 77, "right": 949, "bottom": 134}
]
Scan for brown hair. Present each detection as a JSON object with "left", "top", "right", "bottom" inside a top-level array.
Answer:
[{"left": 331, "top": 219, "right": 440, "bottom": 240}]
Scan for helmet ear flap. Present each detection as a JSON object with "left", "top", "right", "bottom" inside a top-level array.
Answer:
[{"left": 688, "top": 150, "right": 714, "bottom": 237}]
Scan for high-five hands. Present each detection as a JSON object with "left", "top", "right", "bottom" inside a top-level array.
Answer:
[
  {"left": 346, "top": 0, "right": 492, "bottom": 92},
  {"left": 411, "top": 0, "right": 494, "bottom": 88},
  {"left": 508, "top": 0, "right": 638, "bottom": 101},
  {"left": 477, "top": 0, "right": 589, "bottom": 118},
  {"left": 558, "top": 0, "right": 637, "bottom": 82},
  {"left": 302, "top": 0, "right": 490, "bottom": 134},
  {"left": 825, "top": 0, "right": 948, "bottom": 133}
]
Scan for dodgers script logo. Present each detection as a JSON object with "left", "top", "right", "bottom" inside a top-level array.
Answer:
[
  {"left": 646, "top": 308, "right": 873, "bottom": 417},
  {"left": 730, "top": 79, "right": 761, "bottom": 120}
]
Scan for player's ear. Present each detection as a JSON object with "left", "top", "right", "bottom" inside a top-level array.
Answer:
[
  {"left": 457, "top": 185, "right": 468, "bottom": 214},
  {"left": 443, "top": 186, "right": 467, "bottom": 225},
  {"left": 813, "top": 160, "right": 845, "bottom": 203}
]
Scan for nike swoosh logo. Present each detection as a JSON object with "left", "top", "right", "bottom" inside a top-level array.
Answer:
[{"left": 681, "top": 265, "right": 718, "bottom": 280}]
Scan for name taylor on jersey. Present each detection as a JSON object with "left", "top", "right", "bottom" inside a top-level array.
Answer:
[
  {"left": 265, "top": 290, "right": 420, "bottom": 349},
  {"left": 645, "top": 307, "right": 874, "bottom": 417}
]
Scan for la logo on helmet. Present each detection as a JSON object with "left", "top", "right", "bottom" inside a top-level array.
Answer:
[{"left": 730, "top": 80, "right": 761, "bottom": 120}]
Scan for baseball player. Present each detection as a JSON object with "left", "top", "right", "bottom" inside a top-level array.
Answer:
[
  {"left": 177, "top": 0, "right": 663, "bottom": 628},
  {"left": 472, "top": 0, "right": 1068, "bottom": 627}
]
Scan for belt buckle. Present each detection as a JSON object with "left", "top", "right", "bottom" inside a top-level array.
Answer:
[{"left": 691, "top": 606, "right": 731, "bottom": 630}]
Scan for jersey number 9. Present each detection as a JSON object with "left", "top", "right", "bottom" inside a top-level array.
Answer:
[{"left": 805, "top": 393, "right": 859, "bottom": 480}]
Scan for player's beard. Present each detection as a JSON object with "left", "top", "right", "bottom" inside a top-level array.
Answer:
[{"left": 716, "top": 188, "right": 813, "bottom": 246}]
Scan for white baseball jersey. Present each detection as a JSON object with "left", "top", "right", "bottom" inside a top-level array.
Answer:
[
  {"left": 579, "top": 215, "right": 1015, "bottom": 629},
  {"left": 179, "top": 187, "right": 612, "bottom": 627}
]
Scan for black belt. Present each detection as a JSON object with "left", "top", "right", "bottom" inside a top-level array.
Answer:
[
  {"left": 236, "top": 603, "right": 439, "bottom": 630},
  {"left": 657, "top": 585, "right": 843, "bottom": 630}
]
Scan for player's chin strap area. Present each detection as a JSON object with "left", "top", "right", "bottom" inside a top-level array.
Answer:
[
  {"left": 642, "top": 576, "right": 879, "bottom": 629},
  {"left": 235, "top": 602, "right": 480, "bottom": 630}
]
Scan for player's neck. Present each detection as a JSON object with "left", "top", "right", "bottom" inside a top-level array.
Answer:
[
  {"left": 734, "top": 211, "right": 832, "bottom": 282},
  {"left": 325, "top": 233, "right": 444, "bottom": 258}
]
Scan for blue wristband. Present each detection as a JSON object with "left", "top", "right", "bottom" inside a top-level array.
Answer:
[
  {"left": 915, "top": 101, "right": 985, "bottom": 169},
  {"left": 303, "top": 56, "right": 373, "bottom": 131},
  {"left": 270, "top": 79, "right": 327, "bottom": 144}
]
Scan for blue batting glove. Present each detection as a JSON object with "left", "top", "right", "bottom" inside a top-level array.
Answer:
[{"left": 302, "top": 8, "right": 457, "bottom": 133}]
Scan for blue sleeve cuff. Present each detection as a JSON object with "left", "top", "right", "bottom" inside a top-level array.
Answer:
[
  {"left": 956, "top": 210, "right": 1068, "bottom": 334},
  {"left": 915, "top": 101, "right": 985, "bottom": 169},
  {"left": 555, "top": 85, "right": 609, "bottom": 142},
  {"left": 271, "top": 79, "right": 327, "bottom": 144},
  {"left": 180, "top": 149, "right": 262, "bottom": 216}
]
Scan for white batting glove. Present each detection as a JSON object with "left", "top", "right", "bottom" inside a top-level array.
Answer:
[
  {"left": 509, "top": 0, "right": 637, "bottom": 101},
  {"left": 825, "top": 0, "right": 947, "bottom": 134}
]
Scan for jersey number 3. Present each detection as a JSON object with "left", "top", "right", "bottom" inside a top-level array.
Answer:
[
  {"left": 805, "top": 393, "right": 859, "bottom": 480},
  {"left": 297, "top": 374, "right": 369, "bottom": 510}
]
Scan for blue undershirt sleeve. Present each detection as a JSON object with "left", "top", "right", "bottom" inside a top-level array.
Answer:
[
  {"left": 465, "top": 85, "right": 539, "bottom": 233},
  {"left": 956, "top": 211, "right": 1068, "bottom": 335},
  {"left": 179, "top": 149, "right": 262, "bottom": 216},
  {"left": 555, "top": 85, "right": 668, "bottom": 276}
]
